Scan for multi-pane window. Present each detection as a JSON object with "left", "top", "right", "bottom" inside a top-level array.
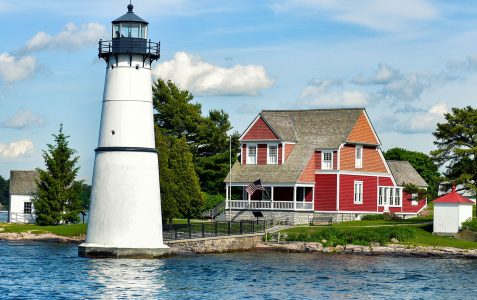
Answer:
[
  {"left": 322, "top": 151, "right": 333, "bottom": 170},
  {"left": 377, "top": 187, "right": 402, "bottom": 207},
  {"left": 354, "top": 181, "right": 363, "bottom": 204},
  {"left": 247, "top": 145, "right": 257, "bottom": 164},
  {"left": 268, "top": 145, "right": 278, "bottom": 164},
  {"left": 24, "top": 202, "right": 32, "bottom": 214},
  {"left": 355, "top": 145, "right": 363, "bottom": 168}
]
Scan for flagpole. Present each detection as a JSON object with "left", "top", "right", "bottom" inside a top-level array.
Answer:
[{"left": 229, "top": 134, "right": 232, "bottom": 222}]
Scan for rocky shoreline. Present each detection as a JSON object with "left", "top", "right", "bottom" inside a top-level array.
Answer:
[
  {"left": 256, "top": 242, "right": 477, "bottom": 259},
  {"left": 1, "top": 232, "right": 477, "bottom": 259}
]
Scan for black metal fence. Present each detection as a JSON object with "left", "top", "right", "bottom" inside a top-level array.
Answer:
[{"left": 162, "top": 220, "right": 267, "bottom": 241}]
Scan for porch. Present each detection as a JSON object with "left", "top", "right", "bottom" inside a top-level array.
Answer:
[{"left": 225, "top": 184, "right": 315, "bottom": 211}]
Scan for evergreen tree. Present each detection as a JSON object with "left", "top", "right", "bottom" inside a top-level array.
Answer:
[
  {"left": 0, "top": 175, "right": 9, "bottom": 209},
  {"left": 33, "top": 125, "right": 83, "bottom": 225},
  {"left": 384, "top": 147, "right": 441, "bottom": 199},
  {"left": 431, "top": 106, "right": 477, "bottom": 195}
]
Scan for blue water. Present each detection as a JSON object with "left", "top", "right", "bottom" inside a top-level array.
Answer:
[{"left": 0, "top": 241, "right": 476, "bottom": 299}]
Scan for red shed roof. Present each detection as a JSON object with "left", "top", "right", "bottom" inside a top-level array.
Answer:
[{"left": 433, "top": 186, "right": 474, "bottom": 204}]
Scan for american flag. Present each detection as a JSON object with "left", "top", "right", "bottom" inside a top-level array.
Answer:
[{"left": 246, "top": 179, "right": 265, "bottom": 196}]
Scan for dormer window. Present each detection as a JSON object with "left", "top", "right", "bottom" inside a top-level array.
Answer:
[
  {"left": 247, "top": 144, "right": 257, "bottom": 164},
  {"left": 321, "top": 151, "right": 333, "bottom": 170},
  {"left": 268, "top": 144, "right": 278, "bottom": 164},
  {"left": 355, "top": 145, "right": 363, "bottom": 168}
]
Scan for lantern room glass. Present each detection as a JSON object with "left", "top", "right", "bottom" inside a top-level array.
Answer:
[{"left": 112, "top": 23, "right": 148, "bottom": 39}]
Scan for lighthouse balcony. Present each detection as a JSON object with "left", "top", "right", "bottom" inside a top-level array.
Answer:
[{"left": 98, "top": 39, "right": 160, "bottom": 61}]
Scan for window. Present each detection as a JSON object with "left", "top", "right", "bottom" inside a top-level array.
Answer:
[
  {"left": 378, "top": 187, "right": 384, "bottom": 206},
  {"left": 354, "top": 181, "right": 363, "bottom": 204},
  {"left": 24, "top": 202, "right": 32, "bottom": 214},
  {"left": 355, "top": 145, "right": 363, "bottom": 168},
  {"left": 389, "top": 188, "right": 394, "bottom": 206},
  {"left": 268, "top": 144, "right": 278, "bottom": 164},
  {"left": 395, "top": 188, "right": 401, "bottom": 206},
  {"left": 262, "top": 187, "right": 272, "bottom": 200},
  {"left": 322, "top": 151, "right": 333, "bottom": 170},
  {"left": 247, "top": 145, "right": 257, "bottom": 164}
]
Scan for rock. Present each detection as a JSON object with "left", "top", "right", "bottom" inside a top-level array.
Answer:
[
  {"left": 390, "top": 238, "right": 399, "bottom": 243},
  {"left": 321, "top": 239, "right": 327, "bottom": 244}
]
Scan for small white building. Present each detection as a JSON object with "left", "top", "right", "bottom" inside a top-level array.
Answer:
[
  {"left": 9, "top": 170, "right": 38, "bottom": 224},
  {"left": 433, "top": 186, "right": 474, "bottom": 236}
]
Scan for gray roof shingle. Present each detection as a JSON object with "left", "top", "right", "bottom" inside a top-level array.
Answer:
[
  {"left": 386, "top": 161, "right": 428, "bottom": 187},
  {"left": 9, "top": 170, "right": 39, "bottom": 195}
]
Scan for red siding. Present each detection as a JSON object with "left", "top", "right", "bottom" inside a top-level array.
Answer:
[
  {"left": 305, "top": 187, "right": 313, "bottom": 201},
  {"left": 285, "top": 144, "right": 295, "bottom": 161},
  {"left": 333, "top": 151, "right": 337, "bottom": 169},
  {"left": 298, "top": 154, "right": 315, "bottom": 183},
  {"left": 347, "top": 111, "right": 379, "bottom": 145},
  {"left": 278, "top": 144, "right": 283, "bottom": 165},
  {"left": 315, "top": 151, "right": 321, "bottom": 169},
  {"left": 378, "top": 177, "right": 394, "bottom": 186},
  {"left": 402, "top": 192, "right": 427, "bottom": 213},
  {"left": 243, "top": 117, "right": 279, "bottom": 140},
  {"left": 257, "top": 144, "right": 267, "bottom": 164},
  {"left": 315, "top": 174, "right": 337, "bottom": 211},
  {"left": 242, "top": 144, "right": 246, "bottom": 164},
  {"left": 339, "top": 174, "right": 378, "bottom": 212}
]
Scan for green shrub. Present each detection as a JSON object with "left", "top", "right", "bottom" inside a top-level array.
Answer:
[
  {"left": 201, "top": 193, "right": 225, "bottom": 211},
  {"left": 462, "top": 218, "right": 477, "bottom": 232},
  {"left": 361, "top": 214, "right": 384, "bottom": 221},
  {"left": 284, "top": 227, "right": 415, "bottom": 246}
]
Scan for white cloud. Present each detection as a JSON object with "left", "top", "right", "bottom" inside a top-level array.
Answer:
[
  {"left": 152, "top": 52, "right": 274, "bottom": 96},
  {"left": 24, "top": 22, "right": 106, "bottom": 52},
  {"left": 0, "top": 53, "right": 36, "bottom": 82},
  {"left": 299, "top": 79, "right": 369, "bottom": 108},
  {"left": 395, "top": 102, "right": 449, "bottom": 133},
  {"left": 2, "top": 110, "right": 46, "bottom": 129},
  {"left": 272, "top": 0, "right": 438, "bottom": 31},
  {"left": 0, "top": 140, "right": 34, "bottom": 159}
]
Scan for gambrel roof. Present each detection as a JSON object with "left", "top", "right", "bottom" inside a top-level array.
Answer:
[
  {"left": 9, "top": 170, "right": 39, "bottom": 195},
  {"left": 386, "top": 161, "right": 428, "bottom": 187}
]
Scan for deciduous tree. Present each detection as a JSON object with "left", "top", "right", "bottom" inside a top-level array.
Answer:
[{"left": 33, "top": 125, "right": 83, "bottom": 225}]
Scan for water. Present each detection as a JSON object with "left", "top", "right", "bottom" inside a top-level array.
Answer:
[{"left": 0, "top": 241, "right": 476, "bottom": 299}]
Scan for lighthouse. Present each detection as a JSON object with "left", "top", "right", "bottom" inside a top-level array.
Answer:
[{"left": 79, "top": 4, "right": 170, "bottom": 258}]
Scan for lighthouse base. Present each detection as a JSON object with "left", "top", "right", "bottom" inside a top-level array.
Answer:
[{"left": 78, "top": 244, "right": 171, "bottom": 259}]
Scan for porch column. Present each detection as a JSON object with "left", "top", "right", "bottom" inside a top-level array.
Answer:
[
  {"left": 225, "top": 183, "right": 229, "bottom": 209},
  {"left": 312, "top": 185, "right": 315, "bottom": 211},
  {"left": 293, "top": 186, "right": 297, "bottom": 210},
  {"left": 271, "top": 186, "right": 274, "bottom": 210}
]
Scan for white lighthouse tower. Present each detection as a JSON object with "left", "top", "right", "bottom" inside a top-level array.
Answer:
[{"left": 79, "top": 4, "right": 170, "bottom": 258}]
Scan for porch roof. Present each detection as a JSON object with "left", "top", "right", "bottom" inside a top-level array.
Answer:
[{"left": 224, "top": 143, "right": 315, "bottom": 184}]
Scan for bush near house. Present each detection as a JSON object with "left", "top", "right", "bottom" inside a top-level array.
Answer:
[
  {"left": 361, "top": 214, "right": 385, "bottom": 221},
  {"left": 462, "top": 218, "right": 477, "bottom": 232},
  {"left": 284, "top": 226, "right": 416, "bottom": 246}
]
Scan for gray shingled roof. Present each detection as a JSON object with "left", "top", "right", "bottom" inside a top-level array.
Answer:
[
  {"left": 226, "top": 109, "right": 365, "bottom": 184},
  {"left": 386, "top": 161, "right": 428, "bottom": 187},
  {"left": 260, "top": 109, "right": 363, "bottom": 147},
  {"left": 9, "top": 170, "right": 39, "bottom": 195}
]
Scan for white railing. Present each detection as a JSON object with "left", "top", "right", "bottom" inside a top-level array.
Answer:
[
  {"left": 8, "top": 212, "right": 36, "bottom": 223},
  {"left": 227, "top": 200, "right": 313, "bottom": 211}
]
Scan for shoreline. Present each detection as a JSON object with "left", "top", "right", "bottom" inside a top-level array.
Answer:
[{"left": 1, "top": 232, "right": 477, "bottom": 259}]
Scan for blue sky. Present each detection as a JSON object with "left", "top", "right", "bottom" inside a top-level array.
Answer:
[{"left": 1, "top": 0, "right": 477, "bottom": 181}]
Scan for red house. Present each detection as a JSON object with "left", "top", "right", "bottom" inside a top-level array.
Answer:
[{"left": 223, "top": 108, "right": 428, "bottom": 224}]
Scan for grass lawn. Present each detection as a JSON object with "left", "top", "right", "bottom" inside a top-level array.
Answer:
[
  {"left": 281, "top": 222, "right": 477, "bottom": 249},
  {"left": 0, "top": 223, "right": 87, "bottom": 237},
  {"left": 331, "top": 217, "right": 432, "bottom": 227}
]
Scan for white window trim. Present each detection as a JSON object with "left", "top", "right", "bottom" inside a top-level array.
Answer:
[
  {"left": 377, "top": 186, "right": 403, "bottom": 207},
  {"left": 355, "top": 145, "right": 363, "bottom": 168},
  {"left": 354, "top": 181, "right": 363, "bottom": 204},
  {"left": 246, "top": 143, "right": 257, "bottom": 165},
  {"left": 321, "top": 151, "right": 333, "bottom": 170},
  {"left": 267, "top": 143, "right": 279, "bottom": 165}
]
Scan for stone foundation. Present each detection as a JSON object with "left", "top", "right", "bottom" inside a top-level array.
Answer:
[
  {"left": 78, "top": 244, "right": 172, "bottom": 259},
  {"left": 166, "top": 233, "right": 264, "bottom": 254},
  {"left": 217, "top": 210, "right": 313, "bottom": 225}
]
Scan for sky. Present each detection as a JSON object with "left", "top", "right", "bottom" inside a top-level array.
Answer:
[{"left": 1, "top": 0, "right": 477, "bottom": 182}]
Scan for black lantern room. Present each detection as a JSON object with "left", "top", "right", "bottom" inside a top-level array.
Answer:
[{"left": 98, "top": 4, "right": 160, "bottom": 64}]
